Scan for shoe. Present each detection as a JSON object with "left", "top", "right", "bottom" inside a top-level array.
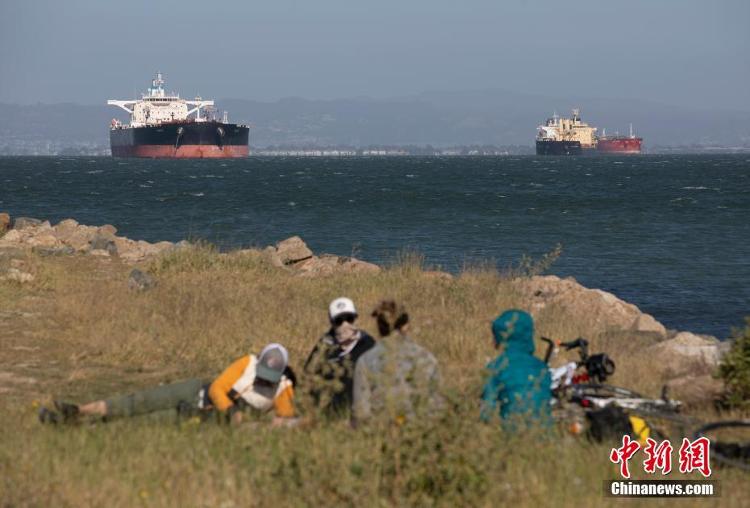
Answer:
[
  {"left": 38, "top": 407, "right": 59, "bottom": 425},
  {"left": 54, "top": 400, "right": 80, "bottom": 422}
]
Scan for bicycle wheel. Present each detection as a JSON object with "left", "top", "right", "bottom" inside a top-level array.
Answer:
[{"left": 693, "top": 420, "right": 750, "bottom": 472}]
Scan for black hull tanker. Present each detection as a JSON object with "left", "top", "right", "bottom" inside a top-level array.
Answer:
[
  {"left": 110, "top": 121, "right": 249, "bottom": 158},
  {"left": 535, "top": 109, "right": 597, "bottom": 156},
  {"left": 108, "top": 72, "right": 249, "bottom": 158}
]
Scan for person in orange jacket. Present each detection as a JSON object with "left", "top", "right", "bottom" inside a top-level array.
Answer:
[{"left": 39, "top": 343, "right": 296, "bottom": 426}]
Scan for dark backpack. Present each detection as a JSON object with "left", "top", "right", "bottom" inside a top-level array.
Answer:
[{"left": 586, "top": 405, "right": 632, "bottom": 443}]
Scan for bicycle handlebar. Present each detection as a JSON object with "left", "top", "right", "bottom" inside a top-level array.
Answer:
[{"left": 541, "top": 336, "right": 589, "bottom": 364}]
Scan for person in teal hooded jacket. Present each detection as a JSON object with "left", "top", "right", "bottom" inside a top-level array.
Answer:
[{"left": 481, "top": 309, "right": 552, "bottom": 428}]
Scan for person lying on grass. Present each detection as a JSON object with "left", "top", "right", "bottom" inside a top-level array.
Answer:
[
  {"left": 352, "top": 300, "right": 444, "bottom": 426},
  {"left": 304, "top": 297, "right": 376, "bottom": 416},
  {"left": 39, "top": 343, "right": 298, "bottom": 426},
  {"left": 480, "top": 309, "right": 552, "bottom": 430}
]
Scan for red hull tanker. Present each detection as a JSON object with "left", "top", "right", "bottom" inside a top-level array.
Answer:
[
  {"left": 107, "top": 73, "right": 249, "bottom": 159},
  {"left": 596, "top": 124, "right": 643, "bottom": 154},
  {"left": 596, "top": 137, "right": 642, "bottom": 154}
]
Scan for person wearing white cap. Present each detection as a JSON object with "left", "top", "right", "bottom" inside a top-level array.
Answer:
[
  {"left": 39, "top": 343, "right": 297, "bottom": 426},
  {"left": 304, "top": 297, "right": 376, "bottom": 415}
]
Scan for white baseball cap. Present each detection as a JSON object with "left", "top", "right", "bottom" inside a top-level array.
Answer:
[{"left": 329, "top": 297, "right": 357, "bottom": 321}]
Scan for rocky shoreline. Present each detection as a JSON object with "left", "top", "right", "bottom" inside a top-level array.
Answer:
[{"left": 0, "top": 212, "right": 729, "bottom": 405}]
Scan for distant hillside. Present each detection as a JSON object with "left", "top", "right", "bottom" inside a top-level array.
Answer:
[{"left": 2, "top": 90, "right": 749, "bottom": 150}]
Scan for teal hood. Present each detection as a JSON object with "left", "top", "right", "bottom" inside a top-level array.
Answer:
[
  {"left": 482, "top": 309, "right": 551, "bottom": 427},
  {"left": 492, "top": 309, "right": 535, "bottom": 355}
]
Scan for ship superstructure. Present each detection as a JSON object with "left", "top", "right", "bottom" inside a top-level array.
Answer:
[{"left": 107, "top": 73, "right": 249, "bottom": 158}]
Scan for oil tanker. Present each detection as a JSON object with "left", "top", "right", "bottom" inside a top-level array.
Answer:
[
  {"left": 536, "top": 110, "right": 643, "bottom": 155},
  {"left": 596, "top": 124, "right": 643, "bottom": 154},
  {"left": 107, "top": 73, "right": 249, "bottom": 158}
]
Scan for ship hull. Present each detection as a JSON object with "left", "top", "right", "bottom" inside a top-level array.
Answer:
[
  {"left": 597, "top": 138, "right": 642, "bottom": 154},
  {"left": 110, "top": 121, "right": 249, "bottom": 158},
  {"left": 536, "top": 140, "right": 582, "bottom": 155}
]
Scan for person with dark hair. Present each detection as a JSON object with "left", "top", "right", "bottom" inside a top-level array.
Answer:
[
  {"left": 304, "top": 297, "right": 376, "bottom": 415},
  {"left": 352, "top": 300, "right": 443, "bottom": 425},
  {"left": 39, "top": 343, "right": 297, "bottom": 426},
  {"left": 481, "top": 310, "right": 552, "bottom": 429}
]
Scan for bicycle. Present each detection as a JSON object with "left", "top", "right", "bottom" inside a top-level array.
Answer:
[{"left": 542, "top": 336, "right": 688, "bottom": 439}]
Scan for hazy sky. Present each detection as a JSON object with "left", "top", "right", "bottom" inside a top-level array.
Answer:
[{"left": 1, "top": 0, "right": 748, "bottom": 110}]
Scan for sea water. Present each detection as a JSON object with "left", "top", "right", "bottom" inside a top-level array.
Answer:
[{"left": 1, "top": 154, "right": 748, "bottom": 338}]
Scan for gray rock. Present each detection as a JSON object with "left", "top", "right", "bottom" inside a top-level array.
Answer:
[
  {"left": 90, "top": 234, "right": 118, "bottom": 256},
  {"left": 128, "top": 269, "right": 156, "bottom": 292},
  {"left": 13, "top": 217, "right": 43, "bottom": 230},
  {"left": 32, "top": 245, "right": 76, "bottom": 257},
  {"left": 0, "top": 247, "right": 25, "bottom": 260}
]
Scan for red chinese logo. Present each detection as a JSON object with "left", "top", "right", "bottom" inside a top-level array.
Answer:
[
  {"left": 643, "top": 438, "right": 673, "bottom": 475},
  {"left": 609, "top": 435, "right": 641, "bottom": 479},
  {"left": 678, "top": 437, "right": 712, "bottom": 477},
  {"left": 610, "top": 435, "right": 711, "bottom": 478}
]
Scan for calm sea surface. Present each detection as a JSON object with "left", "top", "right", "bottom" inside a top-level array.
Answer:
[{"left": 1, "top": 155, "right": 748, "bottom": 338}]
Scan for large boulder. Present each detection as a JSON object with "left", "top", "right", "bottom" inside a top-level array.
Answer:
[
  {"left": 0, "top": 229, "right": 22, "bottom": 245},
  {"left": 12, "top": 217, "right": 43, "bottom": 230},
  {"left": 152, "top": 241, "right": 175, "bottom": 253},
  {"left": 128, "top": 269, "right": 157, "bottom": 291},
  {"left": 647, "top": 332, "right": 723, "bottom": 378},
  {"left": 262, "top": 246, "right": 285, "bottom": 268},
  {"left": 53, "top": 219, "right": 79, "bottom": 240},
  {"left": 631, "top": 313, "right": 668, "bottom": 336},
  {"left": 0, "top": 213, "right": 10, "bottom": 235},
  {"left": 513, "top": 275, "right": 668, "bottom": 338},
  {"left": 97, "top": 224, "right": 118, "bottom": 237},
  {"left": 295, "top": 254, "right": 381, "bottom": 277},
  {"left": 338, "top": 257, "right": 381, "bottom": 274},
  {"left": 65, "top": 225, "right": 98, "bottom": 252},
  {"left": 26, "top": 233, "right": 60, "bottom": 249},
  {"left": 665, "top": 375, "right": 724, "bottom": 407},
  {"left": 295, "top": 255, "right": 340, "bottom": 277},
  {"left": 275, "top": 236, "right": 313, "bottom": 265},
  {"left": 90, "top": 233, "right": 118, "bottom": 256}
]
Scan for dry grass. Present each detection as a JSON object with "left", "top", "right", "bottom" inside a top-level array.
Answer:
[{"left": 0, "top": 246, "right": 747, "bottom": 507}]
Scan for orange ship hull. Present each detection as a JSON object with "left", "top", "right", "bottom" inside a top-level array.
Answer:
[{"left": 111, "top": 144, "right": 248, "bottom": 158}]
